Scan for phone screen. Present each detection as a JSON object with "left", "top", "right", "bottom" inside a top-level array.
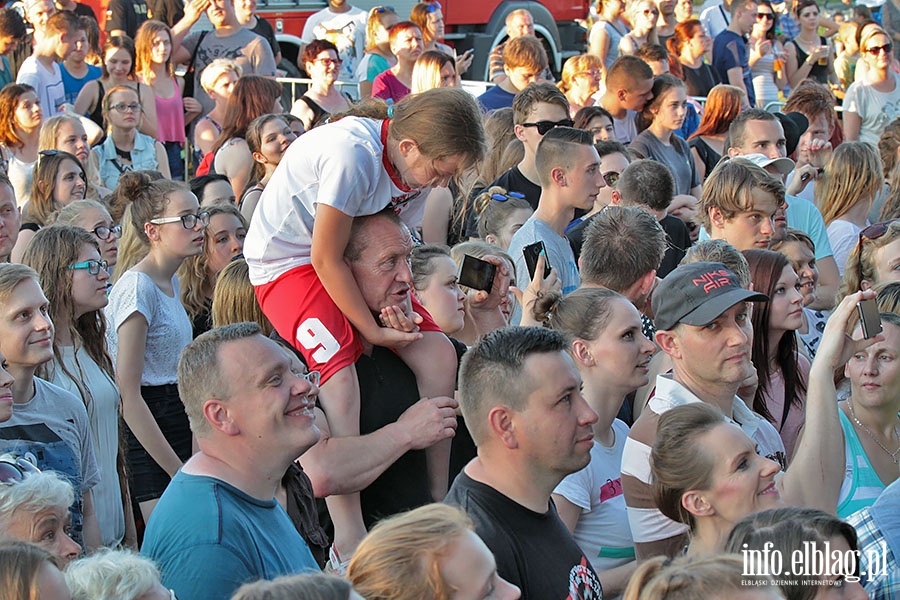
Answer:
[
  {"left": 458, "top": 254, "right": 496, "bottom": 292},
  {"left": 857, "top": 298, "right": 883, "bottom": 339}
]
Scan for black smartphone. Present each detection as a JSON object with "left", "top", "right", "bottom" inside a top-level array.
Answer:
[
  {"left": 458, "top": 254, "right": 496, "bottom": 292},
  {"left": 858, "top": 298, "right": 883, "bottom": 339},
  {"left": 523, "top": 240, "right": 552, "bottom": 280}
]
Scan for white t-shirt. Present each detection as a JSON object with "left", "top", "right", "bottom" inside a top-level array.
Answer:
[
  {"left": 106, "top": 270, "right": 193, "bottom": 386},
  {"left": 301, "top": 6, "right": 367, "bottom": 82},
  {"left": 844, "top": 72, "right": 900, "bottom": 147},
  {"left": 553, "top": 418, "right": 635, "bottom": 572},
  {"left": 612, "top": 110, "right": 638, "bottom": 145},
  {"left": 16, "top": 56, "right": 66, "bottom": 117},
  {"left": 826, "top": 219, "right": 865, "bottom": 277},
  {"left": 244, "top": 117, "right": 426, "bottom": 286}
]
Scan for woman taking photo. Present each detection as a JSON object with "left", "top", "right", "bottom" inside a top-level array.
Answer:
[
  {"left": 557, "top": 54, "right": 603, "bottom": 115},
  {"left": 590, "top": 0, "right": 629, "bottom": 71},
  {"left": 106, "top": 178, "right": 207, "bottom": 520},
  {"left": 0, "top": 84, "right": 41, "bottom": 207},
  {"left": 784, "top": 0, "right": 839, "bottom": 90},
  {"left": 240, "top": 114, "right": 297, "bottom": 220},
  {"left": 668, "top": 19, "right": 717, "bottom": 98},
  {"left": 743, "top": 249, "right": 809, "bottom": 460},
  {"left": 844, "top": 26, "right": 900, "bottom": 146},
  {"left": 749, "top": 0, "right": 786, "bottom": 108},
  {"left": 535, "top": 287, "right": 655, "bottom": 596},
  {"left": 817, "top": 141, "right": 882, "bottom": 276},
  {"left": 292, "top": 39, "right": 352, "bottom": 131},
  {"left": 618, "top": 0, "right": 660, "bottom": 57},
  {"left": 356, "top": 6, "right": 399, "bottom": 99},
  {"left": 630, "top": 74, "right": 701, "bottom": 199},
  {"left": 689, "top": 85, "right": 747, "bottom": 181},
  {"left": 202, "top": 76, "right": 283, "bottom": 200},
  {"left": 74, "top": 35, "right": 158, "bottom": 140},
  {"left": 23, "top": 225, "right": 129, "bottom": 549}
]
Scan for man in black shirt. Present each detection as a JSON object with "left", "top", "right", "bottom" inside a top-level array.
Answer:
[{"left": 446, "top": 327, "right": 603, "bottom": 599}]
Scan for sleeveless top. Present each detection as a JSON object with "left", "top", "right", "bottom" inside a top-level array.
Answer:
[
  {"left": 837, "top": 409, "right": 888, "bottom": 518},
  {"left": 89, "top": 80, "right": 143, "bottom": 128},
  {"left": 792, "top": 36, "right": 830, "bottom": 85},
  {"left": 154, "top": 78, "right": 186, "bottom": 144},
  {"left": 687, "top": 136, "right": 721, "bottom": 176},
  {"left": 751, "top": 46, "right": 780, "bottom": 108},
  {"left": 591, "top": 19, "right": 628, "bottom": 69},
  {"left": 297, "top": 95, "right": 329, "bottom": 129}
]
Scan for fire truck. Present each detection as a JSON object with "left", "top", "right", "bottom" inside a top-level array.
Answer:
[{"left": 84, "top": 0, "right": 589, "bottom": 80}]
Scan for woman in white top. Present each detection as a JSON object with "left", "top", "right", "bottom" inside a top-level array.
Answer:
[
  {"left": 23, "top": 225, "right": 133, "bottom": 549},
  {"left": 748, "top": 0, "right": 786, "bottom": 108},
  {"left": 817, "top": 142, "right": 883, "bottom": 276},
  {"left": 844, "top": 26, "right": 900, "bottom": 146},
  {"left": 106, "top": 176, "right": 207, "bottom": 520},
  {"left": 537, "top": 287, "right": 655, "bottom": 597},
  {"left": 0, "top": 84, "right": 41, "bottom": 207},
  {"left": 590, "top": 0, "right": 630, "bottom": 71}
]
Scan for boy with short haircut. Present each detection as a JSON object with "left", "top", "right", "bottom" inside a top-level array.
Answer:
[
  {"left": 712, "top": 0, "right": 757, "bottom": 107},
  {"left": 508, "top": 127, "right": 604, "bottom": 313},
  {"left": 478, "top": 35, "right": 548, "bottom": 111},
  {"left": 59, "top": 16, "right": 97, "bottom": 105},
  {"left": 16, "top": 10, "right": 81, "bottom": 117},
  {"left": 599, "top": 56, "right": 655, "bottom": 145},
  {"left": 700, "top": 157, "right": 785, "bottom": 251}
]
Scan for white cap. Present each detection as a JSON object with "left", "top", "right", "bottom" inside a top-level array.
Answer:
[{"left": 735, "top": 153, "right": 796, "bottom": 175}]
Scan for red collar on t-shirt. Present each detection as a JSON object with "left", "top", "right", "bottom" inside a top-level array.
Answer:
[{"left": 380, "top": 118, "right": 416, "bottom": 194}]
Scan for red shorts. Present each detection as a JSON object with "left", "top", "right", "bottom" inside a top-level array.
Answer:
[{"left": 255, "top": 264, "right": 440, "bottom": 382}]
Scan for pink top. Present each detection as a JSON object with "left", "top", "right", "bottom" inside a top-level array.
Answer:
[
  {"left": 155, "top": 80, "right": 185, "bottom": 143},
  {"left": 764, "top": 352, "right": 810, "bottom": 462},
  {"left": 372, "top": 70, "right": 410, "bottom": 103}
]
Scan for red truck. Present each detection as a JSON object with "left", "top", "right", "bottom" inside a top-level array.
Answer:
[{"left": 83, "top": 0, "right": 588, "bottom": 80}]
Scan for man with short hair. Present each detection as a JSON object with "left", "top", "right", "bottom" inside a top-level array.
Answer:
[
  {"left": 22, "top": 0, "right": 56, "bottom": 46},
  {"left": 712, "top": 0, "right": 757, "bottom": 107},
  {"left": 508, "top": 127, "right": 604, "bottom": 304},
  {"left": 488, "top": 9, "right": 552, "bottom": 83},
  {"left": 599, "top": 56, "right": 654, "bottom": 145},
  {"left": 174, "top": 0, "right": 277, "bottom": 115},
  {"left": 478, "top": 36, "right": 548, "bottom": 111},
  {"left": 16, "top": 10, "right": 80, "bottom": 117},
  {"left": 299, "top": 0, "right": 366, "bottom": 82},
  {"left": 726, "top": 108, "right": 840, "bottom": 309},
  {"left": 141, "top": 322, "right": 320, "bottom": 600},
  {"left": 446, "top": 326, "right": 603, "bottom": 598},
  {"left": 0, "top": 174, "right": 19, "bottom": 263},
  {"left": 655, "top": 0, "right": 678, "bottom": 46}
]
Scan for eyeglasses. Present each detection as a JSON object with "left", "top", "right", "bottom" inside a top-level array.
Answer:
[
  {"left": 521, "top": 119, "right": 575, "bottom": 135},
  {"left": 576, "top": 69, "right": 602, "bottom": 78},
  {"left": 865, "top": 43, "right": 893, "bottom": 55},
  {"left": 149, "top": 211, "right": 211, "bottom": 229},
  {"left": 91, "top": 224, "right": 122, "bottom": 241},
  {"left": 0, "top": 453, "right": 40, "bottom": 485},
  {"left": 490, "top": 191, "right": 526, "bottom": 202},
  {"left": 602, "top": 171, "right": 620, "bottom": 187},
  {"left": 110, "top": 102, "right": 142, "bottom": 114},
  {"left": 756, "top": 12, "right": 774, "bottom": 20},
  {"left": 642, "top": 8, "right": 659, "bottom": 16},
  {"left": 315, "top": 58, "right": 342, "bottom": 67},
  {"left": 373, "top": 5, "right": 395, "bottom": 12},
  {"left": 855, "top": 219, "right": 900, "bottom": 285},
  {"left": 67, "top": 259, "right": 109, "bottom": 275}
]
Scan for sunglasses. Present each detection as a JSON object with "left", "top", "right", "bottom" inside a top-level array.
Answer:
[
  {"left": 602, "top": 171, "right": 620, "bottom": 187},
  {"left": 521, "top": 119, "right": 575, "bottom": 135},
  {"left": 490, "top": 191, "right": 526, "bottom": 202},
  {"left": 756, "top": 12, "right": 774, "bottom": 20},
  {"left": 866, "top": 43, "right": 893, "bottom": 55},
  {"left": 0, "top": 453, "right": 40, "bottom": 485},
  {"left": 856, "top": 219, "right": 900, "bottom": 285}
]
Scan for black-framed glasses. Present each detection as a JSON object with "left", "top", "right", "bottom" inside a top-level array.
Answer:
[
  {"left": 521, "top": 119, "right": 575, "bottom": 135},
  {"left": 67, "top": 259, "right": 109, "bottom": 275},
  {"left": 856, "top": 219, "right": 900, "bottom": 285},
  {"left": 602, "top": 171, "right": 620, "bottom": 187},
  {"left": 149, "top": 211, "right": 211, "bottom": 230},
  {"left": 491, "top": 191, "right": 526, "bottom": 202},
  {"left": 866, "top": 43, "right": 893, "bottom": 55},
  {"left": 110, "top": 102, "right": 142, "bottom": 114},
  {"left": 756, "top": 12, "right": 774, "bottom": 20},
  {"left": 91, "top": 224, "right": 122, "bottom": 241},
  {"left": 0, "top": 453, "right": 40, "bottom": 485}
]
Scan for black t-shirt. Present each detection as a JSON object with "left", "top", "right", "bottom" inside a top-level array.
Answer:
[
  {"left": 658, "top": 214, "right": 691, "bottom": 278},
  {"left": 357, "top": 346, "right": 432, "bottom": 527},
  {"left": 105, "top": 0, "right": 148, "bottom": 36},
  {"left": 251, "top": 16, "right": 281, "bottom": 60},
  {"left": 71, "top": 2, "right": 97, "bottom": 20},
  {"left": 147, "top": 0, "right": 183, "bottom": 27},
  {"left": 465, "top": 166, "right": 542, "bottom": 238},
  {"left": 446, "top": 472, "right": 603, "bottom": 599},
  {"left": 683, "top": 63, "right": 720, "bottom": 97}
]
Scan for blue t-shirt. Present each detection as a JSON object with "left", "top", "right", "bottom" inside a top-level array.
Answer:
[
  {"left": 142, "top": 471, "right": 318, "bottom": 600},
  {"left": 478, "top": 85, "right": 516, "bottom": 112},
  {"left": 60, "top": 63, "right": 102, "bottom": 106},
  {"left": 713, "top": 30, "right": 755, "bottom": 107}
]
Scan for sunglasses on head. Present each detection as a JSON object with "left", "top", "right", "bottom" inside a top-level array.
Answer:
[
  {"left": 490, "top": 191, "right": 526, "bottom": 202},
  {"left": 423, "top": 1, "right": 441, "bottom": 12},
  {"left": 521, "top": 119, "right": 575, "bottom": 135},
  {"left": 373, "top": 5, "right": 395, "bottom": 12},
  {"left": 0, "top": 453, "right": 40, "bottom": 485},
  {"left": 856, "top": 218, "right": 900, "bottom": 285}
]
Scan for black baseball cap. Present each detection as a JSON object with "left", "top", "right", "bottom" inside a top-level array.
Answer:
[{"left": 652, "top": 262, "right": 768, "bottom": 331}]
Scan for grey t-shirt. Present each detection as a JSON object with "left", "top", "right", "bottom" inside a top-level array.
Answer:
[
  {"left": 629, "top": 130, "right": 700, "bottom": 195},
  {"left": 182, "top": 27, "right": 277, "bottom": 114}
]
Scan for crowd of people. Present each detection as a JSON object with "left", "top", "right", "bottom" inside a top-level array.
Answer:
[{"left": 0, "top": 0, "right": 899, "bottom": 598}]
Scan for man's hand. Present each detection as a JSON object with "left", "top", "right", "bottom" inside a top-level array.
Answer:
[{"left": 398, "top": 396, "right": 459, "bottom": 449}]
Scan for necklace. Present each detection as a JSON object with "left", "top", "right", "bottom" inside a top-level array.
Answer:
[
  {"left": 114, "top": 145, "right": 132, "bottom": 161},
  {"left": 847, "top": 399, "right": 900, "bottom": 465}
]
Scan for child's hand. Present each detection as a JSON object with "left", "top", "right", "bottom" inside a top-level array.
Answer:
[
  {"left": 379, "top": 305, "right": 422, "bottom": 333},
  {"left": 367, "top": 326, "right": 423, "bottom": 349}
]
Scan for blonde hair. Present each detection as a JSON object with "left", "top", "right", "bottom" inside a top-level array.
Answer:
[
  {"left": 211, "top": 259, "right": 273, "bottom": 336},
  {"left": 199, "top": 58, "right": 242, "bottom": 93},
  {"left": 348, "top": 503, "right": 473, "bottom": 600},
  {"left": 364, "top": 6, "right": 398, "bottom": 52},
  {"left": 0, "top": 542, "right": 60, "bottom": 600},
  {"left": 699, "top": 158, "right": 785, "bottom": 230},
  {"left": 65, "top": 549, "right": 162, "bottom": 600},
  {"left": 815, "top": 141, "right": 882, "bottom": 226},
  {"left": 0, "top": 263, "right": 38, "bottom": 304},
  {"left": 623, "top": 554, "right": 782, "bottom": 600},
  {"left": 411, "top": 50, "right": 455, "bottom": 93},
  {"left": 839, "top": 220, "right": 900, "bottom": 299},
  {"left": 558, "top": 54, "right": 602, "bottom": 94},
  {"left": 38, "top": 115, "right": 104, "bottom": 201}
]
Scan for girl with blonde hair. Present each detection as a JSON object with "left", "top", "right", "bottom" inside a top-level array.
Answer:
[
  {"left": 618, "top": 0, "right": 660, "bottom": 56},
  {"left": 39, "top": 114, "right": 107, "bottom": 200},
  {"left": 356, "top": 6, "right": 400, "bottom": 99},
  {"left": 411, "top": 50, "right": 457, "bottom": 93},
  {"left": 0, "top": 542, "right": 70, "bottom": 600}
]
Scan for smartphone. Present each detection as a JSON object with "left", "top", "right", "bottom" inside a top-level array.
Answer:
[
  {"left": 858, "top": 298, "right": 883, "bottom": 339},
  {"left": 458, "top": 254, "right": 496, "bottom": 292},
  {"left": 523, "top": 241, "right": 552, "bottom": 280}
]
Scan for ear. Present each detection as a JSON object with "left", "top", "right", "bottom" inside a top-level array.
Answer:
[
  {"left": 551, "top": 165, "right": 567, "bottom": 187},
  {"left": 727, "top": 147, "right": 741, "bottom": 157},
  {"left": 637, "top": 269, "right": 658, "bottom": 297},
  {"left": 655, "top": 328, "right": 682, "bottom": 359},
  {"left": 616, "top": 87, "right": 627, "bottom": 104},
  {"left": 487, "top": 405, "right": 519, "bottom": 449},
  {"left": 144, "top": 222, "right": 161, "bottom": 243},
  {"left": 571, "top": 338, "right": 594, "bottom": 367},
  {"left": 610, "top": 188, "right": 623, "bottom": 206},
  {"left": 251, "top": 151, "right": 266, "bottom": 164},
  {"left": 708, "top": 205, "right": 727, "bottom": 231},
  {"left": 202, "top": 399, "right": 240, "bottom": 436},
  {"left": 513, "top": 123, "right": 528, "bottom": 143},
  {"left": 682, "top": 489, "right": 716, "bottom": 518},
  {"left": 397, "top": 138, "right": 418, "bottom": 160},
  {"left": 484, "top": 233, "right": 498, "bottom": 246},
  {"left": 860, "top": 279, "right": 873, "bottom": 292}
]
